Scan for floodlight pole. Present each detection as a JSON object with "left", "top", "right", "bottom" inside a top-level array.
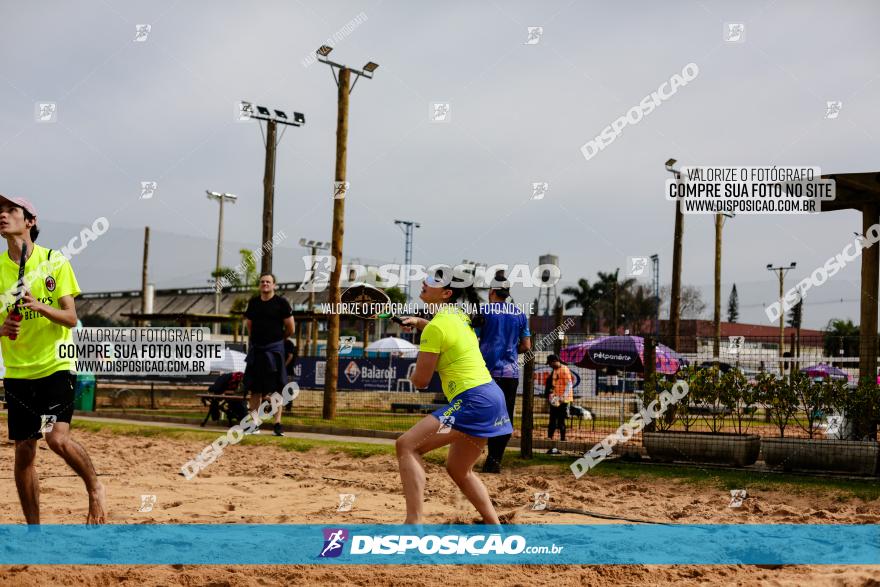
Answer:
[
  {"left": 321, "top": 67, "right": 351, "bottom": 420},
  {"left": 141, "top": 226, "right": 150, "bottom": 327},
  {"left": 207, "top": 191, "right": 238, "bottom": 335},
  {"left": 261, "top": 120, "right": 277, "bottom": 275},
  {"left": 308, "top": 244, "right": 318, "bottom": 355},
  {"left": 243, "top": 101, "right": 305, "bottom": 275},
  {"left": 714, "top": 214, "right": 722, "bottom": 359},
  {"left": 666, "top": 159, "right": 684, "bottom": 351},
  {"left": 395, "top": 220, "right": 421, "bottom": 302},
  {"left": 650, "top": 254, "right": 659, "bottom": 338},
  {"left": 317, "top": 47, "right": 377, "bottom": 420}
]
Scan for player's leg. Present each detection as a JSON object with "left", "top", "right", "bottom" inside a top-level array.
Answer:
[
  {"left": 44, "top": 422, "right": 106, "bottom": 524},
  {"left": 483, "top": 377, "right": 517, "bottom": 473},
  {"left": 395, "top": 415, "right": 457, "bottom": 524},
  {"left": 41, "top": 372, "right": 105, "bottom": 524},
  {"left": 14, "top": 440, "right": 39, "bottom": 524},
  {"left": 270, "top": 391, "right": 284, "bottom": 436},
  {"left": 243, "top": 355, "right": 266, "bottom": 433},
  {"left": 446, "top": 434, "right": 499, "bottom": 524},
  {"left": 559, "top": 402, "right": 569, "bottom": 441},
  {"left": 247, "top": 391, "right": 263, "bottom": 433},
  {"left": 6, "top": 378, "right": 41, "bottom": 524}
]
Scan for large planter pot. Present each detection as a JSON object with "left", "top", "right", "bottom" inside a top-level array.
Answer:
[
  {"left": 643, "top": 431, "right": 761, "bottom": 467},
  {"left": 762, "top": 438, "right": 879, "bottom": 475}
]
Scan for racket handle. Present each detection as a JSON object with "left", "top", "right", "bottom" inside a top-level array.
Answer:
[
  {"left": 9, "top": 311, "right": 21, "bottom": 340},
  {"left": 391, "top": 316, "right": 405, "bottom": 325}
]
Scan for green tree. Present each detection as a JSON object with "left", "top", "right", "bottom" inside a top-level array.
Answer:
[
  {"left": 787, "top": 297, "right": 803, "bottom": 329},
  {"left": 619, "top": 283, "right": 656, "bottom": 334},
  {"left": 211, "top": 266, "right": 240, "bottom": 286},
  {"left": 823, "top": 318, "right": 859, "bottom": 357},
  {"left": 596, "top": 269, "right": 635, "bottom": 333},
  {"left": 659, "top": 285, "right": 707, "bottom": 319},
  {"left": 727, "top": 283, "right": 739, "bottom": 323},
  {"left": 757, "top": 371, "right": 798, "bottom": 437},
  {"left": 237, "top": 248, "right": 259, "bottom": 288},
  {"left": 384, "top": 286, "right": 408, "bottom": 305},
  {"left": 227, "top": 249, "right": 263, "bottom": 336}
]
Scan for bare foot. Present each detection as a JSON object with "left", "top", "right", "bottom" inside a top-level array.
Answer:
[
  {"left": 471, "top": 510, "right": 518, "bottom": 525},
  {"left": 498, "top": 510, "right": 518, "bottom": 524},
  {"left": 87, "top": 482, "right": 106, "bottom": 525}
]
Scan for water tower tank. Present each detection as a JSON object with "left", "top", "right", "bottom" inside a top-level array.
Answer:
[{"left": 538, "top": 254, "right": 559, "bottom": 283}]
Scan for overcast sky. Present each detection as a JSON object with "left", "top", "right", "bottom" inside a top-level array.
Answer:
[{"left": 1, "top": 0, "right": 878, "bottom": 329}]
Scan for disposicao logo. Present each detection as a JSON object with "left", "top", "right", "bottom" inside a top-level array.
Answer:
[{"left": 319, "top": 528, "right": 349, "bottom": 558}]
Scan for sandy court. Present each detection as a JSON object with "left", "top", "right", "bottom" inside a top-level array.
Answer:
[{"left": 0, "top": 426, "right": 878, "bottom": 586}]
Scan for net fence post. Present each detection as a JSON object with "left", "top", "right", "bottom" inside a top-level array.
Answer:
[{"left": 521, "top": 350, "right": 534, "bottom": 459}]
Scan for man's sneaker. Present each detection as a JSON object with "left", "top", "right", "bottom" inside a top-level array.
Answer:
[
  {"left": 273, "top": 423, "right": 284, "bottom": 437},
  {"left": 547, "top": 447, "right": 560, "bottom": 455},
  {"left": 246, "top": 428, "right": 262, "bottom": 435},
  {"left": 482, "top": 460, "right": 502, "bottom": 474}
]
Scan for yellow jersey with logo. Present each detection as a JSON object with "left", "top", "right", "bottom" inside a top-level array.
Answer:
[
  {"left": 0, "top": 245, "right": 80, "bottom": 379},
  {"left": 418, "top": 307, "right": 492, "bottom": 402}
]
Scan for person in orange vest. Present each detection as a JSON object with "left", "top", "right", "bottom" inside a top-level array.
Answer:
[{"left": 546, "top": 354, "right": 573, "bottom": 452}]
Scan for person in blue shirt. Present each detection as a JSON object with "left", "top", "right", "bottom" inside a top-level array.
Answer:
[{"left": 478, "top": 271, "right": 531, "bottom": 473}]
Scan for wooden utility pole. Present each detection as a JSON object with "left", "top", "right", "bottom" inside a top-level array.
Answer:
[
  {"left": 261, "top": 119, "right": 277, "bottom": 276},
  {"left": 553, "top": 298, "right": 563, "bottom": 355},
  {"left": 141, "top": 226, "right": 149, "bottom": 327},
  {"left": 308, "top": 246, "right": 318, "bottom": 356},
  {"left": 670, "top": 201, "right": 683, "bottom": 350},
  {"left": 521, "top": 352, "right": 534, "bottom": 459},
  {"left": 644, "top": 336, "right": 656, "bottom": 378},
  {"left": 778, "top": 272, "right": 785, "bottom": 375},
  {"left": 713, "top": 213, "right": 722, "bottom": 359},
  {"left": 858, "top": 202, "right": 879, "bottom": 439},
  {"left": 323, "top": 67, "right": 350, "bottom": 420},
  {"left": 612, "top": 269, "right": 619, "bottom": 335},
  {"left": 362, "top": 317, "right": 370, "bottom": 349},
  {"left": 295, "top": 320, "right": 303, "bottom": 354}
]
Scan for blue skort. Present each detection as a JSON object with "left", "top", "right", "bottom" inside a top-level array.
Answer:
[{"left": 431, "top": 380, "right": 514, "bottom": 438}]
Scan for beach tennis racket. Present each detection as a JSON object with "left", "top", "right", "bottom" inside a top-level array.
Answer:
[
  {"left": 339, "top": 283, "right": 406, "bottom": 325},
  {"left": 9, "top": 242, "right": 26, "bottom": 341}
]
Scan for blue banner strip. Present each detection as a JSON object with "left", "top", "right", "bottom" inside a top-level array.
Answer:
[{"left": 0, "top": 524, "right": 877, "bottom": 565}]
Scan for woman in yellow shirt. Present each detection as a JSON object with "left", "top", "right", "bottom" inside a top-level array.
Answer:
[{"left": 396, "top": 273, "right": 513, "bottom": 525}]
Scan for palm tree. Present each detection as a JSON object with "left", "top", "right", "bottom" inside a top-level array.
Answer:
[
  {"left": 620, "top": 283, "right": 657, "bottom": 334},
  {"left": 562, "top": 278, "right": 604, "bottom": 332},
  {"left": 823, "top": 318, "right": 859, "bottom": 357},
  {"left": 596, "top": 269, "right": 635, "bottom": 334}
]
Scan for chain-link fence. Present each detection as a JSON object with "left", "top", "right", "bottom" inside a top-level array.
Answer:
[{"left": 86, "top": 333, "right": 879, "bottom": 476}]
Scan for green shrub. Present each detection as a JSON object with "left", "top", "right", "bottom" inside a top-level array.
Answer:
[{"left": 757, "top": 372, "right": 797, "bottom": 438}]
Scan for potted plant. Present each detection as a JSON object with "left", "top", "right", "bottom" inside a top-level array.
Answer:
[
  {"left": 757, "top": 371, "right": 797, "bottom": 438},
  {"left": 642, "top": 366, "right": 761, "bottom": 467},
  {"left": 639, "top": 372, "right": 677, "bottom": 433},
  {"left": 722, "top": 368, "right": 760, "bottom": 437},
  {"left": 762, "top": 374, "right": 879, "bottom": 475}
]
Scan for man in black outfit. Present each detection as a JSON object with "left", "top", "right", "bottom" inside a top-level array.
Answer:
[{"left": 244, "top": 273, "right": 294, "bottom": 436}]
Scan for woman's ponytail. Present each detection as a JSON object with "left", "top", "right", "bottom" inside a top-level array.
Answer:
[
  {"left": 432, "top": 266, "right": 485, "bottom": 329},
  {"left": 462, "top": 284, "right": 484, "bottom": 329}
]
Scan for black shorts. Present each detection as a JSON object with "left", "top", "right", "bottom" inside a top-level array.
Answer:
[
  {"left": 5, "top": 371, "right": 76, "bottom": 441},
  {"left": 244, "top": 354, "right": 282, "bottom": 395}
]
